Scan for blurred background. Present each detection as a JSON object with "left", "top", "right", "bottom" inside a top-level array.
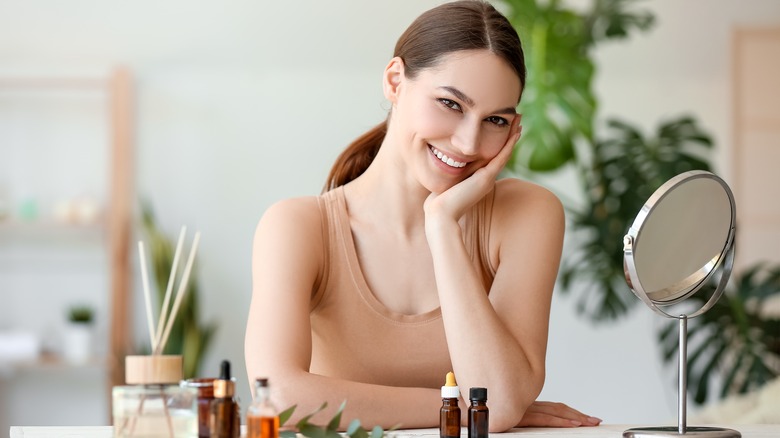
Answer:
[{"left": 1, "top": 0, "right": 779, "bottom": 433}]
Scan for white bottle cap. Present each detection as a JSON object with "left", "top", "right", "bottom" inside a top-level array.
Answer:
[{"left": 441, "top": 371, "right": 460, "bottom": 398}]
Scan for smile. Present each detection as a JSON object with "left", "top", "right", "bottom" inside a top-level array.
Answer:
[{"left": 429, "top": 145, "right": 467, "bottom": 168}]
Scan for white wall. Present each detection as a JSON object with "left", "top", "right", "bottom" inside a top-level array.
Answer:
[{"left": 1, "top": 0, "right": 779, "bottom": 430}]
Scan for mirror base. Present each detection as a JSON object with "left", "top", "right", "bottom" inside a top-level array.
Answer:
[{"left": 624, "top": 427, "right": 740, "bottom": 438}]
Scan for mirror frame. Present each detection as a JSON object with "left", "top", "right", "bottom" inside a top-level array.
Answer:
[{"left": 622, "top": 170, "right": 737, "bottom": 319}]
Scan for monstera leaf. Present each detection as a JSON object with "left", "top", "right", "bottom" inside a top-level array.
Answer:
[
  {"left": 659, "top": 264, "right": 780, "bottom": 404},
  {"left": 502, "top": 0, "right": 654, "bottom": 171},
  {"left": 560, "top": 116, "right": 713, "bottom": 321}
]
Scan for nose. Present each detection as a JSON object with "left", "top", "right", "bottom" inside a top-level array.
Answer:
[{"left": 451, "top": 118, "right": 481, "bottom": 157}]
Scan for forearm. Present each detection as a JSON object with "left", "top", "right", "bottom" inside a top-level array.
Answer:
[
  {"left": 426, "top": 218, "right": 544, "bottom": 431},
  {"left": 265, "top": 368, "right": 442, "bottom": 430}
]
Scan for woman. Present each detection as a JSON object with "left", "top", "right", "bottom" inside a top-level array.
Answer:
[{"left": 246, "top": 0, "right": 600, "bottom": 432}]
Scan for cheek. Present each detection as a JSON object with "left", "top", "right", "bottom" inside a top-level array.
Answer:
[
  {"left": 409, "top": 102, "right": 458, "bottom": 136},
  {"left": 480, "top": 130, "right": 509, "bottom": 157}
]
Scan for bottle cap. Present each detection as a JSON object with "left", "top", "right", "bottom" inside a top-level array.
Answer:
[
  {"left": 441, "top": 371, "right": 460, "bottom": 398},
  {"left": 470, "top": 387, "right": 487, "bottom": 401},
  {"left": 214, "top": 360, "right": 235, "bottom": 398}
]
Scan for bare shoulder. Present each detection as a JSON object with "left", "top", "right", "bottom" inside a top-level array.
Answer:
[
  {"left": 253, "top": 196, "right": 324, "bottom": 274},
  {"left": 493, "top": 178, "right": 564, "bottom": 221},
  {"left": 255, "top": 196, "right": 322, "bottom": 238}
]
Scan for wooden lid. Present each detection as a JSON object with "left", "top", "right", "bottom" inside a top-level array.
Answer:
[{"left": 125, "top": 355, "right": 183, "bottom": 384}]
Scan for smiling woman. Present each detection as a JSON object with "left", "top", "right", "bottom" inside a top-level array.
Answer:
[{"left": 245, "top": 0, "right": 599, "bottom": 432}]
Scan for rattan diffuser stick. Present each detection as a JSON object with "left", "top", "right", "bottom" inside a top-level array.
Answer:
[
  {"left": 154, "top": 231, "right": 201, "bottom": 355},
  {"left": 152, "top": 226, "right": 187, "bottom": 352}
]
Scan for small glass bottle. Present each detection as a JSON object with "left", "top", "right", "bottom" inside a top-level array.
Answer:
[
  {"left": 209, "top": 360, "right": 240, "bottom": 438},
  {"left": 181, "top": 377, "right": 216, "bottom": 438},
  {"left": 246, "top": 378, "right": 280, "bottom": 438},
  {"left": 467, "top": 387, "right": 488, "bottom": 438},
  {"left": 440, "top": 372, "right": 461, "bottom": 438}
]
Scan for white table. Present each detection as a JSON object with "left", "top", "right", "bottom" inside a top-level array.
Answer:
[{"left": 9, "top": 424, "right": 780, "bottom": 438}]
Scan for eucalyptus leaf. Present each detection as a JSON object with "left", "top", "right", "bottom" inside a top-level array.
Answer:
[
  {"left": 346, "top": 419, "right": 362, "bottom": 436},
  {"left": 279, "top": 405, "right": 297, "bottom": 427}
]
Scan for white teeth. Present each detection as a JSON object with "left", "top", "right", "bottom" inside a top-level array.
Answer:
[{"left": 429, "top": 146, "right": 467, "bottom": 168}]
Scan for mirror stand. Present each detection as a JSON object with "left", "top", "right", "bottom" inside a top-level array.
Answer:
[
  {"left": 623, "top": 314, "right": 740, "bottom": 438},
  {"left": 621, "top": 171, "right": 742, "bottom": 438}
]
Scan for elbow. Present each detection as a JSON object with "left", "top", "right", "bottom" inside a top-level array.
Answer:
[
  {"left": 488, "top": 368, "right": 545, "bottom": 432},
  {"left": 489, "top": 414, "right": 520, "bottom": 433}
]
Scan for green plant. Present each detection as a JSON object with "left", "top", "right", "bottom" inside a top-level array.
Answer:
[
  {"left": 278, "top": 402, "right": 397, "bottom": 438},
  {"left": 502, "top": 0, "right": 655, "bottom": 171},
  {"left": 560, "top": 116, "right": 713, "bottom": 320},
  {"left": 67, "top": 305, "right": 94, "bottom": 324},
  {"left": 659, "top": 263, "right": 780, "bottom": 404},
  {"left": 500, "top": 0, "right": 780, "bottom": 406},
  {"left": 140, "top": 201, "right": 217, "bottom": 378}
]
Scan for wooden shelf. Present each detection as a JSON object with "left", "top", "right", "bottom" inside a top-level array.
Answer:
[
  {"left": 0, "top": 352, "right": 107, "bottom": 375},
  {"left": 0, "top": 67, "right": 133, "bottom": 418}
]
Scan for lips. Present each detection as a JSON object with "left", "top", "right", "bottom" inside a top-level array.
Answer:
[{"left": 428, "top": 145, "right": 467, "bottom": 168}]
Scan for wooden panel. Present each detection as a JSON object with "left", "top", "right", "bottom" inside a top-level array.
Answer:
[{"left": 732, "top": 28, "right": 780, "bottom": 270}]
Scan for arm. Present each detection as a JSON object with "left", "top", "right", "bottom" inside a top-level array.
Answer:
[
  {"left": 423, "top": 118, "right": 580, "bottom": 430},
  {"left": 426, "top": 177, "right": 564, "bottom": 431},
  {"left": 245, "top": 197, "right": 441, "bottom": 429}
]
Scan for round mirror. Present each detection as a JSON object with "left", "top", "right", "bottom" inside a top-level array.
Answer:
[
  {"left": 623, "top": 170, "right": 736, "bottom": 317},
  {"left": 622, "top": 170, "right": 740, "bottom": 438}
]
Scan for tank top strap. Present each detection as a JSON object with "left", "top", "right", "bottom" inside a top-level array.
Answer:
[{"left": 311, "top": 190, "right": 337, "bottom": 310}]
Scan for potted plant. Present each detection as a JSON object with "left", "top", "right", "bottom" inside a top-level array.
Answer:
[{"left": 63, "top": 304, "right": 94, "bottom": 364}]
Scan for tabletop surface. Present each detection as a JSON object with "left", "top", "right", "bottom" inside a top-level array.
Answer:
[{"left": 9, "top": 424, "right": 780, "bottom": 438}]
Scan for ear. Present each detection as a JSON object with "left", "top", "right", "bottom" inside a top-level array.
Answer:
[{"left": 382, "top": 57, "right": 405, "bottom": 104}]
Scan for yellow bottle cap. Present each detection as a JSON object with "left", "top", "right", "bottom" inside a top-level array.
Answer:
[{"left": 441, "top": 371, "right": 459, "bottom": 398}]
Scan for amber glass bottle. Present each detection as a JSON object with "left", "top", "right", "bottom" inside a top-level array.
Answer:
[
  {"left": 247, "top": 378, "right": 280, "bottom": 438},
  {"left": 209, "top": 360, "right": 240, "bottom": 438},
  {"left": 440, "top": 372, "right": 461, "bottom": 438},
  {"left": 467, "top": 387, "right": 488, "bottom": 438}
]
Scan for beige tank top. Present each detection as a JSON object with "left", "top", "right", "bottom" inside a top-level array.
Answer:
[{"left": 309, "top": 186, "right": 496, "bottom": 389}]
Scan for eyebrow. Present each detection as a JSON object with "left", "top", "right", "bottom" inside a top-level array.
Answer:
[{"left": 438, "top": 86, "right": 517, "bottom": 115}]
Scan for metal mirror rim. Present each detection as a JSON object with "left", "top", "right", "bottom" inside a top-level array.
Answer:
[{"left": 622, "top": 170, "right": 737, "bottom": 319}]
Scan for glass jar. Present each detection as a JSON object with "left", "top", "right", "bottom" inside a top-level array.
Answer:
[
  {"left": 113, "top": 383, "right": 198, "bottom": 438},
  {"left": 181, "top": 378, "right": 216, "bottom": 438}
]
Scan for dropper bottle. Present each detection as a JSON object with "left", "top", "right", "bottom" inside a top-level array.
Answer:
[
  {"left": 440, "top": 371, "right": 461, "bottom": 438},
  {"left": 209, "top": 360, "right": 240, "bottom": 438}
]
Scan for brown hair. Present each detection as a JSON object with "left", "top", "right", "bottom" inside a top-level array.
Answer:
[{"left": 323, "top": 0, "right": 526, "bottom": 192}]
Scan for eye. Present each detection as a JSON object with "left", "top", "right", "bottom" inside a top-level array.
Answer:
[
  {"left": 437, "top": 98, "right": 462, "bottom": 112},
  {"left": 485, "top": 116, "right": 509, "bottom": 126}
]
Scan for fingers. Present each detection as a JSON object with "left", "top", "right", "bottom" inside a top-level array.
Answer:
[{"left": 517, "top": 401, "right": 602, "bottom": 428}]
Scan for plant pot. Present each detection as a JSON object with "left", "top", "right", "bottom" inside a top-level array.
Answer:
[{"left": 62, "top": 322, "right": 92, "bottom": 364}]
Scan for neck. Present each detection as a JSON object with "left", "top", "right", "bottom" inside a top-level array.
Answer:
[{"left": 342, "top": 131, "right": 430, "bottom": 238}]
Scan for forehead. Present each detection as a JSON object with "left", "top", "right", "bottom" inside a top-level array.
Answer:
[{"left": 414, "top": 50, "right": 522, "bottom": 106}]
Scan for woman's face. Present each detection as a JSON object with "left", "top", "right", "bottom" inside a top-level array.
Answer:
[{"left": 386, "top": 49, "right": 522, "bottom": 194}]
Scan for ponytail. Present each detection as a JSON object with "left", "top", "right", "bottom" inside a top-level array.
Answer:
[{"left": 322, "top": 120, "right": 387, "bottom": 193}]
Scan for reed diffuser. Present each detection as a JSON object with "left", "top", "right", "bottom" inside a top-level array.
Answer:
[{"left": 113, "top": 227, "right": 202, "bottom": 438}]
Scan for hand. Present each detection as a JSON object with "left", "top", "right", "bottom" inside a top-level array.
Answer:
[
  {"left": 516, "top": 401, "right": 602, "bottom": 428},
  {"left": 424, "top": 115, "right": 522, "bottom": 224}
]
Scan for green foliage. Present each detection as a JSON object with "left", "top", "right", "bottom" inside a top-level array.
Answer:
[
  {"left": 560, "top": 116, "right": 713, "bottom": 320},
  {"left": 502, "top": 0, "right": 654, "bottom": 171},
  {"left": 67, "top": 305, "right": 94, "bottom": 324},
  {"left": 278, "top": 402, "right": 398, "bottom": 438},
  {"left": 659, "top": 264, "right": 780, "bottom": 404},
  {"left": 140, "top": 201, "right": 217, "bottom": 378},
  {"left": 499, "top": 0, "right": 780, "bottom": 405}
]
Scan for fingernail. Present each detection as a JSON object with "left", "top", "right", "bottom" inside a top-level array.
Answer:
[
  {"left": 569, "top": 420, "right": 582, "bottom": 427},
  {"left": 588, "top": 417, "right": 602, "bottom": 424}
]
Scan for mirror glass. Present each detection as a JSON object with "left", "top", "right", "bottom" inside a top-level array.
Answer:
[{"left": 625, "top": 171, "right": 735, "bottom": 305}]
